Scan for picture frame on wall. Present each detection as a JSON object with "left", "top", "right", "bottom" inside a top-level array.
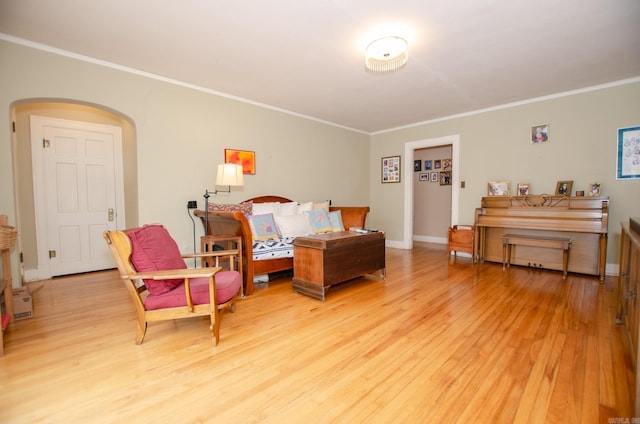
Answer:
[
  {"left": 617, "top": 126, "right": 640, "bottom": 180},
  {"left": 382, "top": 155, "right": 401, "bottom": 183},
  {"left": 414, "top": 160, "right": 421, "bottom": 172},
  {"left": 424, "top": 160, "right": 432, "bottom": 170},
  {"left": 434, "top": 159, "right": 442, "bottom": 169},
  {"left": 419, "top": 173, "right": 429, "bottom": 181},
  {"left": 442, "top": 158, "right": 452, "bottom": 171},
  {"left": 487, "top": 181, "right": 510, "bottom": 196},
  {"left": 531, "top": 124, "right": 549, "bottom": 144},
  {"left": 555, "top": 180, "right": 573, "bottom": 196},
  {"left": 430, "top": 172, "right": 439, "bottom": 182},
  {"left": 440, "top": 171, "right": 452, "bottom": 186},
  {"left": 516, "top": 183, "right": 530, "bottom": 196},
  {"left": 225, "top": 149, "right": 256, "bottom": 174}
]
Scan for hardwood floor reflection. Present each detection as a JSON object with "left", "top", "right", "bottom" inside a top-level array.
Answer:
[{"left": 0, "top": 242, "right": 633, "bottom": 423}]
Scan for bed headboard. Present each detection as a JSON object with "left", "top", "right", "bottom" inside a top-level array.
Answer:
[{"left": 244, "top": 195, "right": 293, "bottom": 203}]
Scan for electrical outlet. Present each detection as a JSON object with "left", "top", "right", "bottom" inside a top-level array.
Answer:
[
  {"left": 187, "top": 200, "right": 197, "bottom": 209},
  {"left": 460, "top": 181, "right": 466, "bottom": 188}
]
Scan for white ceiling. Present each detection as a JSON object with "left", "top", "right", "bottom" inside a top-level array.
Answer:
[{"left": 1, "top": 0, "right": 639, "bottom": 133}]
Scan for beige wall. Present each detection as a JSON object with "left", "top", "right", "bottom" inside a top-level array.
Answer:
[
  {"left": 1, "top": 39, "right": 638, "bottom": 284},
  {"left": 0, "top": 40, "right": 370, "bottom": 285},
  {"left": 370, "top": 81, "right": 640, "bottom": 272}
]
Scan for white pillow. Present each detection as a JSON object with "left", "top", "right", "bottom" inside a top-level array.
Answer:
[
  {"left": 297, "top": 202, "right": 313, "bottom": 214},
  {"left": 275, "top": 214, "right": 313, "bottom": 237},
  {"left": 252, "top": 202, "right": 280, "bottom": 216},
  {"left": 279, "top": 201, "right": 299, "bottom": 216},
  {"left": 313, "top": 201, "right": 330, "bottom": 212}
]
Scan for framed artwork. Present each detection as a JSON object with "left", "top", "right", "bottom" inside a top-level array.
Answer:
[
  {"left": 424, "top": 160, "right": 432, "bottom": 170},
  {"left": 531, "top": 124, "right": 549, "bottom": 144},
  {"left": 430, "top": 172, "right": 439, "bottom": 182},
  {"left": 382, "top": 156, "right": 401, "bottom": 183},
  {"left": 555, "top": 180, "right": 573, "bottom": 196},
  {"left": 225, "top": 149, "right": 256, "bottom": 174},
  {"left": 487, "top": 181, "right": 510, "bottom": 196},
  {"left": 419, "top": 173, "right": 429, "bottom": 181},
  {"left": 440, "top": 171, "right": 452, "bottom": 186},
  {"left": 442, "top": 158, "right": 452, "bottom": 171},
  {"left": 617, "top": 126, "right": 640, "bottom": 179},
  {"left": 516, "top": 183, "right": 530, "bottom": 196},
  {"left": 414, "top": 160, "right": 422, "bottom": 172},
  {"left": 434, "top": 159, "right": 442, "bottom": 169},
  {"left": 588, "top": 182, "right": 601, "bottom": 197}
]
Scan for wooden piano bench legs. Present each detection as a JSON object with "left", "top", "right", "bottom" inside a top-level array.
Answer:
[{"left": 502, "top": 234, "right": 573, "bottom": 279}]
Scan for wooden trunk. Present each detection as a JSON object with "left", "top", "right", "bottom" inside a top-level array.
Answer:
[{"left": 293, "top": 231, "right": 385, "bottom": 301}]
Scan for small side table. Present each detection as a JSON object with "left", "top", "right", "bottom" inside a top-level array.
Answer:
[{"left": 200, "top": 235, "right": 244, "bottom": 296}]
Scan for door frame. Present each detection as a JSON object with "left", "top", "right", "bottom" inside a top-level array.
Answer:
[
  {"left": 30, "top": 115, "right": 125, "bottom": 279},
  {"left": 403, "top": 135, "right": 460, "bottom": 249}
]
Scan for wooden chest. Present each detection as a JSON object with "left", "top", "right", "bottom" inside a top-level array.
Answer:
[{"left": 293, "top": 231, "right": 385, "bottom": 301}]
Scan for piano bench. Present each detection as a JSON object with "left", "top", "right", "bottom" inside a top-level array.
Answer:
[{"left": 501, "top": 234, "right": 574, "bottom": 279}]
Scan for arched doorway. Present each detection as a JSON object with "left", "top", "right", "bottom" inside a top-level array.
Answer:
[{"left": 10, "top": 99, "right": 138, "bottom": 281}]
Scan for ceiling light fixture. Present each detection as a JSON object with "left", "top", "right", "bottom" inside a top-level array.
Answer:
[{"left": 365, "top": 36, "right": 409, "bottom": 74}]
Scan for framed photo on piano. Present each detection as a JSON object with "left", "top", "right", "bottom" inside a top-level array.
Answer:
[
  {"left": 487, "top": 181, "right": 510, "bottom": 196},
  {"left": 555, "top": 180, "right": 573, "bottom": 196},
  {"left": 516, "top": 183, "right": 530, "bottom": 196}
]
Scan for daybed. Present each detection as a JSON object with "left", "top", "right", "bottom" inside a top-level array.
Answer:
[{"left": 194, "top": 195, "right": 370, "bottom": 295}]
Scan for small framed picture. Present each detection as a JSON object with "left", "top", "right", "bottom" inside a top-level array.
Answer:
[
  {"left": 555, "top": 180, "right": 573, "bottom": 196},
  {"left": 531, "top": 124, "right": 549, "bottom": 144},
  {"left": 424, "top": 160, "right": 432, "bottom": 170},
  {"left": 617, "top": 126, "right": 640, "bottom": 179},
  {"left": 516, "top": 183, "right": 530, "bottom": 196},
  {"left": 442, "top": 158, "right": 452, "bottom": 171},
  {"left": 414, "top": 160, "right": 422, "bottom": 172},
  {"left": 419, "top": 173, "right": 429, "bottom": 181},
  {"left": 225, "top": 149, "right": 256, "bottom": 174},
  {"left": 440, "top": 171, "right": 452, "bottom": 186},
  {"left": 588, "top": 182, "right": 601, "bottom": 197},
  {"left": 381, "top": 155, "right": 401, "bottom": 183},
  {"left": 434, "top": 159, "right": 442, "bottom": 169},
  {"left": 488, "top": 181, "right": 510, "bottom": 196},
  {"left": 430, "top": 171, "right": 439, "bottom": 182}
]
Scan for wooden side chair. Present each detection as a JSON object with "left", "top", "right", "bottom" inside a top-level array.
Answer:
[{"left": 103, "top": 224, "right": 242, "bottom": 345}]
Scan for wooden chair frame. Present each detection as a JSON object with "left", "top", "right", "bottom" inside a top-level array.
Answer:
[{"left": 104, "top": 229, "right": 242, "bottom": 345}]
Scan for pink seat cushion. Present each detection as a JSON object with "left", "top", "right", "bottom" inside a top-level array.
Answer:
[
  {"left": 128, "top": 224, "right": 187, "bottom": 295},
  {"left": 144, "top": 271, "right": 242, "bottom": 310}
]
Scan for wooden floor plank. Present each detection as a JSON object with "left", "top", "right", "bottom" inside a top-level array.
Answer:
[{"left": 0, "top": 242, "right": 634, "bottom": 423}]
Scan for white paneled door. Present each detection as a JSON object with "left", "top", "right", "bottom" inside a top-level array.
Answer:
[{"left": 31, "top": 116, "right": 125, "bottom": 278}]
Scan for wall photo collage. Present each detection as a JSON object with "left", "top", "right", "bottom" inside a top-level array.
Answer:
[{"left": 415, "top": 158, "right": 452, "bottom": 186}]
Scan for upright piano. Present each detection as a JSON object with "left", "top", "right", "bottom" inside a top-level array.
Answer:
[{"left": 474, "top": 195, "right": 609, "bottom": 280}]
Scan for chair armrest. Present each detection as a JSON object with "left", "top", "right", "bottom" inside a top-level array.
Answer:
[
  {"left": 183, "top": 250, "right": 240, "bottom": 259},
  {"left": 131, "top": 266, "right": 221, "bottom": 281}
]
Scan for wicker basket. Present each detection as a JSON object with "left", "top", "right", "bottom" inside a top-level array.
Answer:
[{"left": 0, "top": 225, "right": 17, "bottom": 250}]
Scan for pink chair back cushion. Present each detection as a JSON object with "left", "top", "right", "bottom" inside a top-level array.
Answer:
[
  {"left": 144, "top": 271, "right": 242, "bottom": 310},
  {"left": 127, "top": 224, "right": 186, "bottom": 295}
]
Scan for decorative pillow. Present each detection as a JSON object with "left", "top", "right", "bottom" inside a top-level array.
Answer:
[
  {"left": 252, "top": 202, "right": 281, "bottom": 216},
  {"left": 306, "top": 209, "right": 333, "bottom": 233},
  {"left": 207, "top": 201, "right": 252, "bottom": 215},
  {"left": 127, "top": 224, "right": 186, "bottom": 295},
  {"left": 313, "top": 201, "right": 330, "bottom": 212},
  {"left": 248, "top": 213, "right": 280, "bottom": 240},
  {"left": 275, "top": 214, "right": 313, "bottom": 237},
  {"left": 328, "top": 210, "right": 345, "bottom": 232},
  {"left": 278, "top": 201, "right": 299, "bottom": 217},
  {"left": 297, "top": 202, "right": 313, "bottom": 214}
]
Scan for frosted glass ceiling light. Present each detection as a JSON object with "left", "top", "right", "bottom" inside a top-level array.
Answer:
[{"left": 365, "top": 36, "right": 409, "bottom": 73}]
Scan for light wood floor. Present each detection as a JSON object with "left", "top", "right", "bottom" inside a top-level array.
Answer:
[{"left": 0, "top": 242, "right": 634, "bottom": 423}]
